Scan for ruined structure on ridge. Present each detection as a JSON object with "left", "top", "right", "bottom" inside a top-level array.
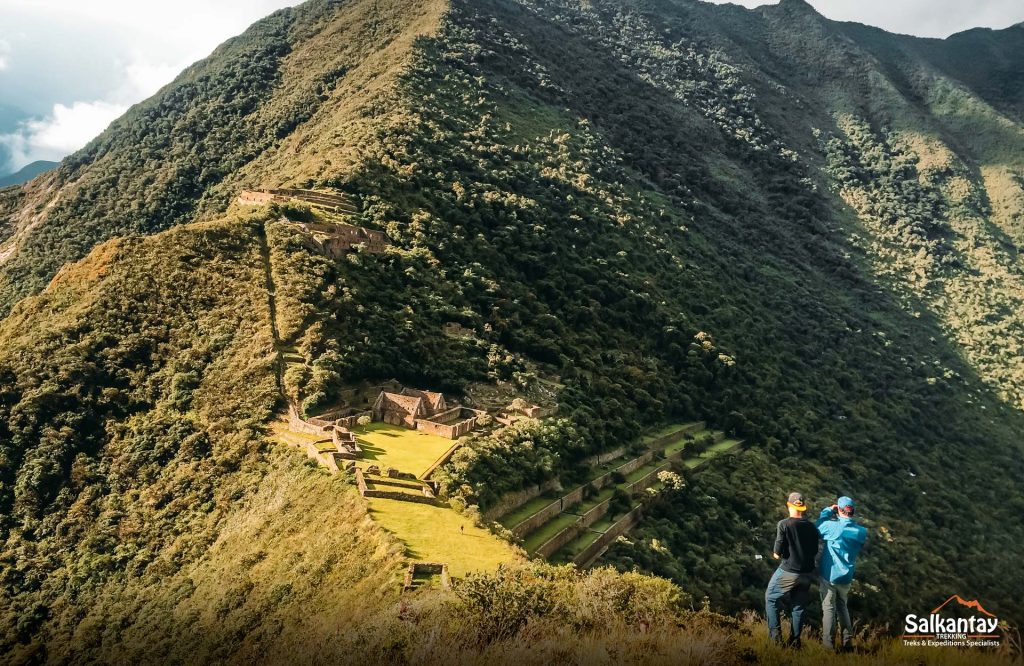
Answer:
[
  {"left": 291, "top": 221, "right": 389, "bottom": 256},
  {"left": 238, "top": 188, "right": 358, "bottom": 214},
  {"left": 239, "top": 188, "right": 388, "bottom": 257}
]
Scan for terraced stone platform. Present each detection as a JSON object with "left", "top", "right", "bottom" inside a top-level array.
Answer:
[{"left": 494, "top": 422, "right": 744, "bottom": 565}]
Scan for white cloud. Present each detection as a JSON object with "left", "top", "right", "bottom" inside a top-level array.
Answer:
[
  {"left": 0, "top": 0, "right": 295, "bottom": 173},
  {"left": 119, "top": 58, "right": 183, "bottom": 100},
  {"left": 0, "top": 100, "right": 126, "bottom": 169},
  {"left": 0, "top": 48, "right": 186, "bottom": 172}
]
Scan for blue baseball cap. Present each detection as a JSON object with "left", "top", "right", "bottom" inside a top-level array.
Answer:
[{"left": 837, "top": 496, "right": 855, "bottom": 510}]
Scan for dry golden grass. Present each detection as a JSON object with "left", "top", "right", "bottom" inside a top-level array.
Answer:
[{"left": 366, "top": 496, "right": 521, "bottom": 577}]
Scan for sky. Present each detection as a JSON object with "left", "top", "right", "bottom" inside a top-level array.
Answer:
[{"left": 0, "top": 0, "right": 1022, "bottom": 176}]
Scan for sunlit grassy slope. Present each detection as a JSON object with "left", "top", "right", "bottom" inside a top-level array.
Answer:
[{"left": 367, "top": 497, "right": 521, "bottom": 577}]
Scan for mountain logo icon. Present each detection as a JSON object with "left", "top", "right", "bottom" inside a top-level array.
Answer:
[{"left": 931, "top": 595, "right": 996, "bottom": 618}]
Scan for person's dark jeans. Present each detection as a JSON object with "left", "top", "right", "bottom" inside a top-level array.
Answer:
[{"left": 765, "top": 568, "right": 814, "bottom": 644}]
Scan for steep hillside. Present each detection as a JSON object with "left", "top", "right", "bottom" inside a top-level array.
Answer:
[
  {"left": 0, "top": 0, "right": 446, "bottom": 315},
  {"left": 0, "top": 211, "right": 414, "bottom": 661},
  {"left": 0, "top": 0, "right": 1023, "bottom": 662}
]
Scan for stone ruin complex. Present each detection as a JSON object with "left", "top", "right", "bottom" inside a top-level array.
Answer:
[
  {"left": 290, "top": 220, "right": 388, "bottom": 257},
  {"left": 237, "top": 188, "right": 388, "bottom": 257},
  {"left": 372, "top": 387, "right": 485, "bottom": 439},
  {"left": 238, "top": 188, "right": 358, "bottom": 213}
]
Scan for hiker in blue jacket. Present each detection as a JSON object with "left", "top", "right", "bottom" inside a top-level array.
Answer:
[{"left": 817, "top": 496, "right": 868, "bottom": 652}]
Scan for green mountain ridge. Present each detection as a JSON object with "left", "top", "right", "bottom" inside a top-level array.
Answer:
[{"left": 0, "top": 0, "right": 1022, "bottom": 663}]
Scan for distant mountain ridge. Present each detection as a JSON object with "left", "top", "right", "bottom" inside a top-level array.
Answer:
[{"left": 0, "top": 160, "right": 58, "bottom": 188}]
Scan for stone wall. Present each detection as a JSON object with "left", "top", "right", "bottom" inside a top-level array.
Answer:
[
  {"left": 535, "top": 519, "right": 586, "bottom": 558},
  {"left": 626, "top": 465, "right": 668, "bottom": 497},
  {"left": 368, "top": 477, "right": 424, "bottom": 490},
  {"left": 426, "top": 405, "right": 463, "bottom": 425},
  {"left": 569, "top": 439, "right": 747, "bottom": 567},
  {"left": 403, "top": 563, "right": 451, "bottom": 590},
  {"left": 560, "top": 486, "right": 586, "bottom": 512},
  {"left": 415, "top": 414, "right": 477, "bottom": 439},
  {"left": 615, "top": 451, "right": 656, "bottom": 477},
  {"left": 383, "top": 411, "right": 417, "bottom": 428},
  {"left": 268, "top": 188, "right": 358, "bottom": 213},
  {"left": 363, "top": 488, "right": 438, "bottom": 504},
  {"left": 356, "top": 468, "right": 439, "bottom": 505},
  {"left": 336, "top": 411, "right": 372, "bottom": 429},
  {"left": 583, "top": 446, "right": 626, "bottom": 468},
  {"left": 322, "top": 452, "right": 342, "bottom": 473},
  {"left": 421, "top": 440, "right": 465, "bottom": 481},
  {"left": 483, "top": 479, "right": 561, "bottom": 523},
  {"left": 573, "top": 505, "right": 645, "bottom": 568},
  {"left": 511, "top": 499, "right": 563, "bottom": 539},
  {"left": 238, "top": 188, "right": 357, "bottom": 212},
  {"left": 238, "top": 190, "right": 276, "bottom": 205},
  {"left": 579, "top": 497, "right": 612, "bottom": 529},
  {"left": 644, "top": 422, "right": 706, "bottom": 450},
  {"left": 355, "top": 467, "right": 369, "bottom": 495},
  {"left": 287, "top": 405, "right": 332, "bottom": 436},
  {"left": 308, "top": 415, "right": 336, "bottom": 428}
]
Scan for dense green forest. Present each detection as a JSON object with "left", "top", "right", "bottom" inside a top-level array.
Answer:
[{"left": 0, "top": 0, "right": 1022, "bottom": 662}]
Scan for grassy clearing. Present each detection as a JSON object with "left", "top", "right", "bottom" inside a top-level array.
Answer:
[
  {"left": 366, "top": 497, "right": 520, "bottom": 577},
  {"left": 355, "top": 422, "right": 454, "bottom": 477}
]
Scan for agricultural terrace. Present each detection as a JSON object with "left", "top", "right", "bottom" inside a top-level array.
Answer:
[{"left": 354, "top": 422, "right": 454, "bottom": 477}]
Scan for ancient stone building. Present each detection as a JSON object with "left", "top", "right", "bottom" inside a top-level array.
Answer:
[
  {"left": 370, "top": 387, "right": 482, "bottom": 439},
  {"left": 238, "top": 188, "right": 388, "bottom": 256},
  {"left": 400, "top": 388, "right": 446, "bottom": 414},
  {"left": 373, "top": 392, "right": 428, "bottom": 428},
  {"left": 317, "top": 223, "right": 388, "bottom": 255}
]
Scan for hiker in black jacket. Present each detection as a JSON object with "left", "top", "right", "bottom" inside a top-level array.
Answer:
[{"left": 765, "top": 491, "right": 819, "bottom": 647}]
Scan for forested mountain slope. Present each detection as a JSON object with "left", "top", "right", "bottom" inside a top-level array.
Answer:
[{"left": 0, "top": 0, "right": 1022, "bottom": 662}]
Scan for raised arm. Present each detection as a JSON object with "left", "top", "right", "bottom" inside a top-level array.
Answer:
[{"left": 816, "top": 506, "right": 841, "bottom": 540}]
